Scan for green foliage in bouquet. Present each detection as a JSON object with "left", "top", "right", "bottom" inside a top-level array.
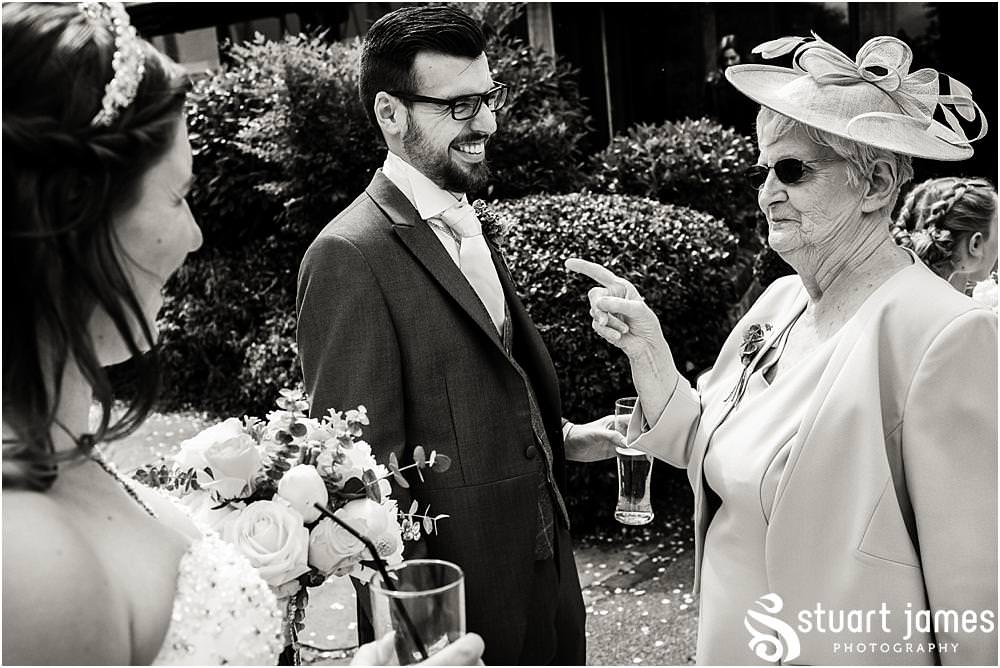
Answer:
[{"left": 488, "top": 192, "right": 736, "bottom": 529}]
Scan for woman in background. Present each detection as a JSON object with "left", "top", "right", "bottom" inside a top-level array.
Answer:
[{"left": 893, "top": 177, "right": 998, "bottom": 292}]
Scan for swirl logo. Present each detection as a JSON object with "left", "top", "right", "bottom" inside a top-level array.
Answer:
[{"left": 744, "top": 593, "right": 801, "bottom": 663}]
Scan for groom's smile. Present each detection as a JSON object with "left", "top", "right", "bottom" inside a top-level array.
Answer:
[{"left": 400, "top": 51, "right": 498, "bottom": 192}]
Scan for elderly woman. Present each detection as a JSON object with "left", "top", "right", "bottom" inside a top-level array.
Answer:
[{"left": 567, "top": 35, "right": 996, "bottom": 665}]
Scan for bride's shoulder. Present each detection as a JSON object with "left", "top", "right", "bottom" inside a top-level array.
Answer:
[{"left": 2, "top": 489, "right": 131, "bottom": 664}]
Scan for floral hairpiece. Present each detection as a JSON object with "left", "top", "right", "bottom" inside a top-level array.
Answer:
[{"left": 78, "top": 1, "right": 145, "bottom": 127}]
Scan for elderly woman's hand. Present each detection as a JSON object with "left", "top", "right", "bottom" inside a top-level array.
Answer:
[{"left": 565, "top": 258, "right": 666, "bottom": 359}]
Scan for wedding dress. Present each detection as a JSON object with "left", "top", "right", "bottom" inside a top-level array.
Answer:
[
  {"left": 92, "top": 450, "right": 285, "bottom": 665},
  {"left": 151, "top": 531, "right": 285, "bottom": 665}
]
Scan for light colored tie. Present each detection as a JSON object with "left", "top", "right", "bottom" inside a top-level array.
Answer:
[{"left": 437, "top": 201, "right": 506, "bottom": 333}]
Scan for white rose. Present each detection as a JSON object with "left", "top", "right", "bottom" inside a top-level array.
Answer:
[
  {"left": 222, "top": 499, "right": 310, "bottom": 588},
  {"left": 336, "top": 441, "right": 379, "bottom": 485},
  {"left": 201, "top": 436, "right": 261, "bottom": 500},
  {"left": 307, "top": 498, "right": 400, "bottom": 577},
  {"left": 175, "top": 418, "right": 259, "bottom": 499},
  {"left": 277, "top": 464, "right": 329, "bottom": 523}
]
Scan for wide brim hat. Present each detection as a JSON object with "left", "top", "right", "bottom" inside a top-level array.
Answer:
[{"left": 726, "top": 34, "right": 988, "bottom": 161}]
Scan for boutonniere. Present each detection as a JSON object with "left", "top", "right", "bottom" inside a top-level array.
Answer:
[
  {"left": 726, "top": 322, "right": 773, "bottom": 403},
  {"left": 473, "top": 199, "right": 513, "bottom": 250}
]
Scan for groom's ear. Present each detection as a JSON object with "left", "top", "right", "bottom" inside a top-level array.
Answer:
[{"left": 374, "top": 91, "right": 407, "bottom": 139}]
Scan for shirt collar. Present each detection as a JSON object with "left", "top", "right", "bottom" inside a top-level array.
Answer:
[{"left": 381, "top": 150, "right": 465, "bottom": 221}]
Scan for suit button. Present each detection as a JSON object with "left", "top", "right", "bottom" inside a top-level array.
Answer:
[{"left": 525, "top": 445, "right": 538, "bottom": 460}]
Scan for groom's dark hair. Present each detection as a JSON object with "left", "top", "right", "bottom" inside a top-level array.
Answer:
[{"left": 359, "top": 5, "right": 486, "bottom": 130}]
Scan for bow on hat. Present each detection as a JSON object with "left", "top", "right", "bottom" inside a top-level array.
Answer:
[{"left": 753, "top": 33, "right": 988, "bottom": 147}]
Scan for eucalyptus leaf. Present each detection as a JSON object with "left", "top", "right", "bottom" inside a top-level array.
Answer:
[{"left": 430, "top": 454, "right": 452, "bottom": 472}]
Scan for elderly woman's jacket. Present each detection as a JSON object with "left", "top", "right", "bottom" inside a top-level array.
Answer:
[{"left": 632, "top": 257, "right": 997, "bottom": 665}]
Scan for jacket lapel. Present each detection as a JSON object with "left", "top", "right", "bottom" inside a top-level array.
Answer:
[{"left": 366, "top": 171, "right": 507, "bottom": 355}]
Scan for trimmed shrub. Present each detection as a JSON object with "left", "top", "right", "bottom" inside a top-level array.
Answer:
[
  {"left": 491, "top": 191, "right": 737, "bottom": 530},
  {"left": 588, "top": 118, "right": 761, "bottom": 247},
  {"left": 493, "top": 191, "right": 738, "bottom": 420}
]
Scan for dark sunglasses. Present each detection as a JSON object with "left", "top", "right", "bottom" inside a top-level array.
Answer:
[
  {"left": 746, "top": 158, "right": 839, "bottom": 190},
  {"left": 389, "top": 82, "right": 509, "bottom": 121}
]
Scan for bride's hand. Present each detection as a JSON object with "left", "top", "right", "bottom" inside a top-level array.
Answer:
[
  {"left": 565, "top": 258, "right": 666, "bottom": 359},
  {"left": 352, "top": 632, "right": 485, "bottom": 665}
]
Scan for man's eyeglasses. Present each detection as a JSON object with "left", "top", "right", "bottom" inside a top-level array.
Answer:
[
  {"left": 746, "top": 158, "right": 839, "bottom": 190},
  {"left": 389, "top": 82, "right": 509, "bottom": 121}
]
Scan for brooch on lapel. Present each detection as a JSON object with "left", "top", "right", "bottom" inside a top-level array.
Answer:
[{"left": 725, "top": 322, "right": 774, "bottom": 404}]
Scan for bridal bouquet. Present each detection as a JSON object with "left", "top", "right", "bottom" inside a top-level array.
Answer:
[{"left": 134, "top": 389, "right": 450, "bottom": 649}]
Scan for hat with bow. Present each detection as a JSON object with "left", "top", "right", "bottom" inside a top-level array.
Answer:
[{"left": 725, "top": 33, "right": 988, "bottom": 161}]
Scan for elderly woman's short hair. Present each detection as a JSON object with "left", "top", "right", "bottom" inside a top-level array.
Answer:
[{"left": 757, "top": 107, "right": 915, "bottom": 208}]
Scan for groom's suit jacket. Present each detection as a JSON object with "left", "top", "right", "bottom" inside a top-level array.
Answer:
[{"left": 296, "top": 171, "right": 577, "bottom": 664}]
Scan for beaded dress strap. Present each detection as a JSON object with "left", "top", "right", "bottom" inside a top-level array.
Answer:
[{"left": 84, "top": 435, "right": 158, "bottom": 518}]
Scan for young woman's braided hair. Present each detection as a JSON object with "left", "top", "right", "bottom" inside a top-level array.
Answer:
[
  {"left": 892, "top": 177, "right": 997, "bottom": 279},
  {"left": 2, "top": 3, "right": 189, "bottom": 490}
]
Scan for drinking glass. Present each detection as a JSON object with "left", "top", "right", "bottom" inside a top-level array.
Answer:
[
  {"left": 613, "top": 397, "right": 655, "bottom": 525},
  {"left": 370, "top": 559, "right": 465, "bottom": 665}
]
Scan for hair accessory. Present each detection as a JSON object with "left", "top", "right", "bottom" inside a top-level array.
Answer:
[
  {"left": 78, "top": 1, "right": 145, "bottom": 127},
  {"left": 725, "top": 33, "right": 988, "bottom": 161}
]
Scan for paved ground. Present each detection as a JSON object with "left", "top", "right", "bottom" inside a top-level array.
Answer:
[{"left": 103, "top": 411, "right": 699, "bottom": 666}]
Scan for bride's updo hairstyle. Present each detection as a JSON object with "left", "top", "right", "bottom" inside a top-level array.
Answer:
[
  {"left": 3, "top": 3, "right": 189, "bottom": 490},
  {"left": 892, "top": 177, "right": 997, "bottom": 279}
]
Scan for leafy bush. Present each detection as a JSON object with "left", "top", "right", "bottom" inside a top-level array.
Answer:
[
  {"left": 588, "top": 118, "right": 761, "bottom": 247},
  {"left": 485, "top": 35, "right": 593, "bottom": 199},
  {"left": 491, "top": 191, "right": 736, "bottom": 529},
  {"left": 494, "top": 191, "right": 737, "bottom": 420}
]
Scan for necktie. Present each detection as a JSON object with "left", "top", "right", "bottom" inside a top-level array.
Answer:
[{"left": 437, "top": 201, "right": 506, "bottom": 333}]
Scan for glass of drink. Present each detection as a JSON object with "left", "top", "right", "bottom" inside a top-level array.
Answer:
[
  {"left": 613, "top": 397, "right": 655, "bottom": 525},
  {"left": 370, "top": 559, "right": 465, "bottom": 665}
]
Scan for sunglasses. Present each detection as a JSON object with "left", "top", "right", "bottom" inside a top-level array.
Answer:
[
  {"left": 746, "top": 158, "right": 840, "bottom": 190},
  {"left": 389, "top": 82, "right": 509, "bottom": 121}
]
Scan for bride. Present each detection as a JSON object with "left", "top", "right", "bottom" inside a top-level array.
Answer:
[{"left": 1, "top": 3, "right": 483, "bottom": 665}]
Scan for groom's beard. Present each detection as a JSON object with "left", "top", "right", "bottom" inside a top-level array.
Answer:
[{"left": 403, "top": 122, "right": 492, "bottom": 194}]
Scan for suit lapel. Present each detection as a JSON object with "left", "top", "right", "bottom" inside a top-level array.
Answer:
[{"left": 366, "top": 172, "right": 507, "bottom": 355}]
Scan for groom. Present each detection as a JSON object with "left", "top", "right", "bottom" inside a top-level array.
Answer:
[{"left": 296, "top": 5, "right": 623, "bottom": 664}]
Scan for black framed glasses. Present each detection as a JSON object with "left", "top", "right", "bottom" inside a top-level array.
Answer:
[
  {"left": 746, "top": 158, "right": 840, "bottom": 190},
  {"left": 389, "top": 82, "right": 509, "bottom": 121}
]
